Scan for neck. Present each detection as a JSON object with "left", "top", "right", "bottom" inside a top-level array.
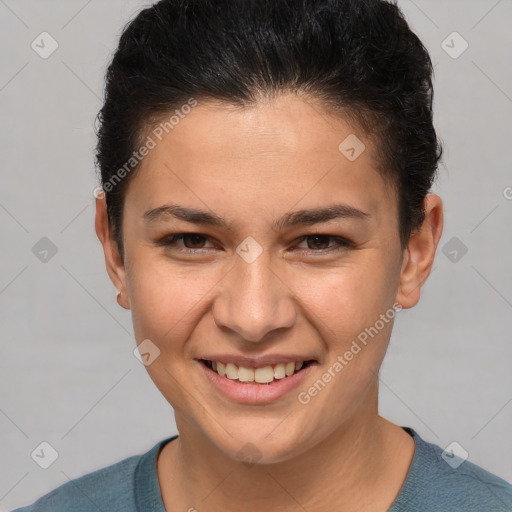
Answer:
[{"left": 158, "top": 399, "right": 414, "bottom": 512}]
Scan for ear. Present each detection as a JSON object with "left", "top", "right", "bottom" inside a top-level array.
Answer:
[
  {"left": 396, "top": 193, "right": 443, "bottom": 309},
  {"left": 95, "top": 194, "right": 131, "bottom": 309}
]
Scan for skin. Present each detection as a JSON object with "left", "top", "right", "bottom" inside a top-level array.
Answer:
[{"left": 96, "top": 93, "right": 443, "bottom": 511}]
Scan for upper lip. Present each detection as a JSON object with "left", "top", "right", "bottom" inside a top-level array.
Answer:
[{"left": 197, "top": 354, "right": 317, "bottom": 368}]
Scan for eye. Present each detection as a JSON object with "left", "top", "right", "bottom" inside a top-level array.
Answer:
[
  {"left": 294, "top": 235, "right": 353, "bottom": 254},
  {"left": 155, "top": 233, "right": 217, "bottom": 252},
  {"left": 155, "top": 233, "right": 353, "bottom": 256}
]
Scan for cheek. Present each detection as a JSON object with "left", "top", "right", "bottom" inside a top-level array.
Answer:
[
  {"left": 125, "top": 253, "right": 214, "bottom": 344},
  {"left": 293, "top": 256, "right": 400, "bottom": 405},
  {"left": 125, "top": 254, "right": 241, "bottom": 365},
  {"left": 297, "top": 258, "right": 399, "bottom": 337}
]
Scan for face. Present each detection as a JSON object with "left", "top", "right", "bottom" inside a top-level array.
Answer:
[{"left": 97, "top": 93, "right": 440, "bottom": 463}]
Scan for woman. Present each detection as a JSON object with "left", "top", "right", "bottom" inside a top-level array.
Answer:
[{"left": 13, "top": 0, "right": 512, "bottom": 510}]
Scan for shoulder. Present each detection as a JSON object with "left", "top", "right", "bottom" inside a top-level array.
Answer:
[
  {"left": 9, "top": 438, "right": 172, "bottom": 512},
  {"left": 391, "top": 427, "right": 512, "bottom": 512},
  {"left": 10, "top": 455, "right": 140, "bottom": 512}
]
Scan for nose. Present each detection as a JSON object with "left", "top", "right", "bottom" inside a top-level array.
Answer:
[{"left": 211, "top": 254, "right": 297, "bottom": 343}]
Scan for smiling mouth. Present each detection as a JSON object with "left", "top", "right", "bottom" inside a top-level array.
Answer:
[{"left": 200, "top": 359, "right": 315, "bottom": 384}]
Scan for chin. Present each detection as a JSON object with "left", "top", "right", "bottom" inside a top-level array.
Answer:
[{"left": 207, "top": 419, "right": 315, "bottom": 466}]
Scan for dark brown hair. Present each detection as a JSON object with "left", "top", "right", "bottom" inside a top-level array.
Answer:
[{"left": 95, "top": 0, "right": 442, "bottom": 257}]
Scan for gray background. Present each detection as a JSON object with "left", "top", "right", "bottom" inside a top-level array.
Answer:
[{"left": 1, "top": 0, "right": 511, "bottom": 509}]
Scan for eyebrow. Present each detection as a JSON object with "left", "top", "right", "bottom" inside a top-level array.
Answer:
[{"left": 143, "top": 203, "right": 370, "bottom": 230}]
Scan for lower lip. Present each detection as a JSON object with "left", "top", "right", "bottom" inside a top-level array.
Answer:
[{"left": 197, "top": 361, "right": 314, "bottom": 404}]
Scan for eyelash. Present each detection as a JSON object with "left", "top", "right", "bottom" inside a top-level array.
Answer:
[{"left": 155, "top": 233, "right": 353, "bottom": 255}]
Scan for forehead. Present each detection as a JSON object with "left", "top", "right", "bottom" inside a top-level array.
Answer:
[{"left": 125, "top": 94, "right": 396, "bottom": 226}]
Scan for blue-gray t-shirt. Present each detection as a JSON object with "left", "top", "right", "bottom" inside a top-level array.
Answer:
[{"left": 11, "top": 427, "right": 512, "bottom": 511}]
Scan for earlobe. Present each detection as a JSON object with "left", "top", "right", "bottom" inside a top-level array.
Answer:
[
  {"left": 95, "top": 195, "right": 130, "bottom": 309},
  {"left": 396, "top": 194, "right": 443, "bottom": 309},
  {"left": 116, "top": 289, "right": 130, "bottom": 309}
]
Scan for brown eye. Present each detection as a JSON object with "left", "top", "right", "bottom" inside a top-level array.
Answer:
[
  {"left": 181, "top": 234, "right": 207, "bottom": 248},
  {"left": 305, "top": 235, "right": 331, "bottom": 250},
  {"left": 295, "top": 235, "right": 352, "bottom": 254},
  {"left": 155, "top": 233, "right": 216, "bottom": 252}
]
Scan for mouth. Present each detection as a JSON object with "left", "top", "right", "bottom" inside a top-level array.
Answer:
[{"left": 199, "top": 358, "right": 316, "bottom": 385}]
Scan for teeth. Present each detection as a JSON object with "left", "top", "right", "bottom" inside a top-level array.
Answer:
[
  {"left": 216, "top": 361, "right": 226, "bottom": 377},
  {"left": 255, "top": 366, "right": 274, "bottom": 383},
  {"left": 238, "top": 366, "right": 254, "bottom": 382},
  {"left": 207, "top": 360, "right": 308, "bottom": 383},
  {"left": 225, "top": 363, "right": 238, "bottom": 379},
  {"left": 273, "top": 363, "right": 286, "bottom": 379},
  {"left": 285, "top": 362, "right": 295, "bottom": 376}
]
